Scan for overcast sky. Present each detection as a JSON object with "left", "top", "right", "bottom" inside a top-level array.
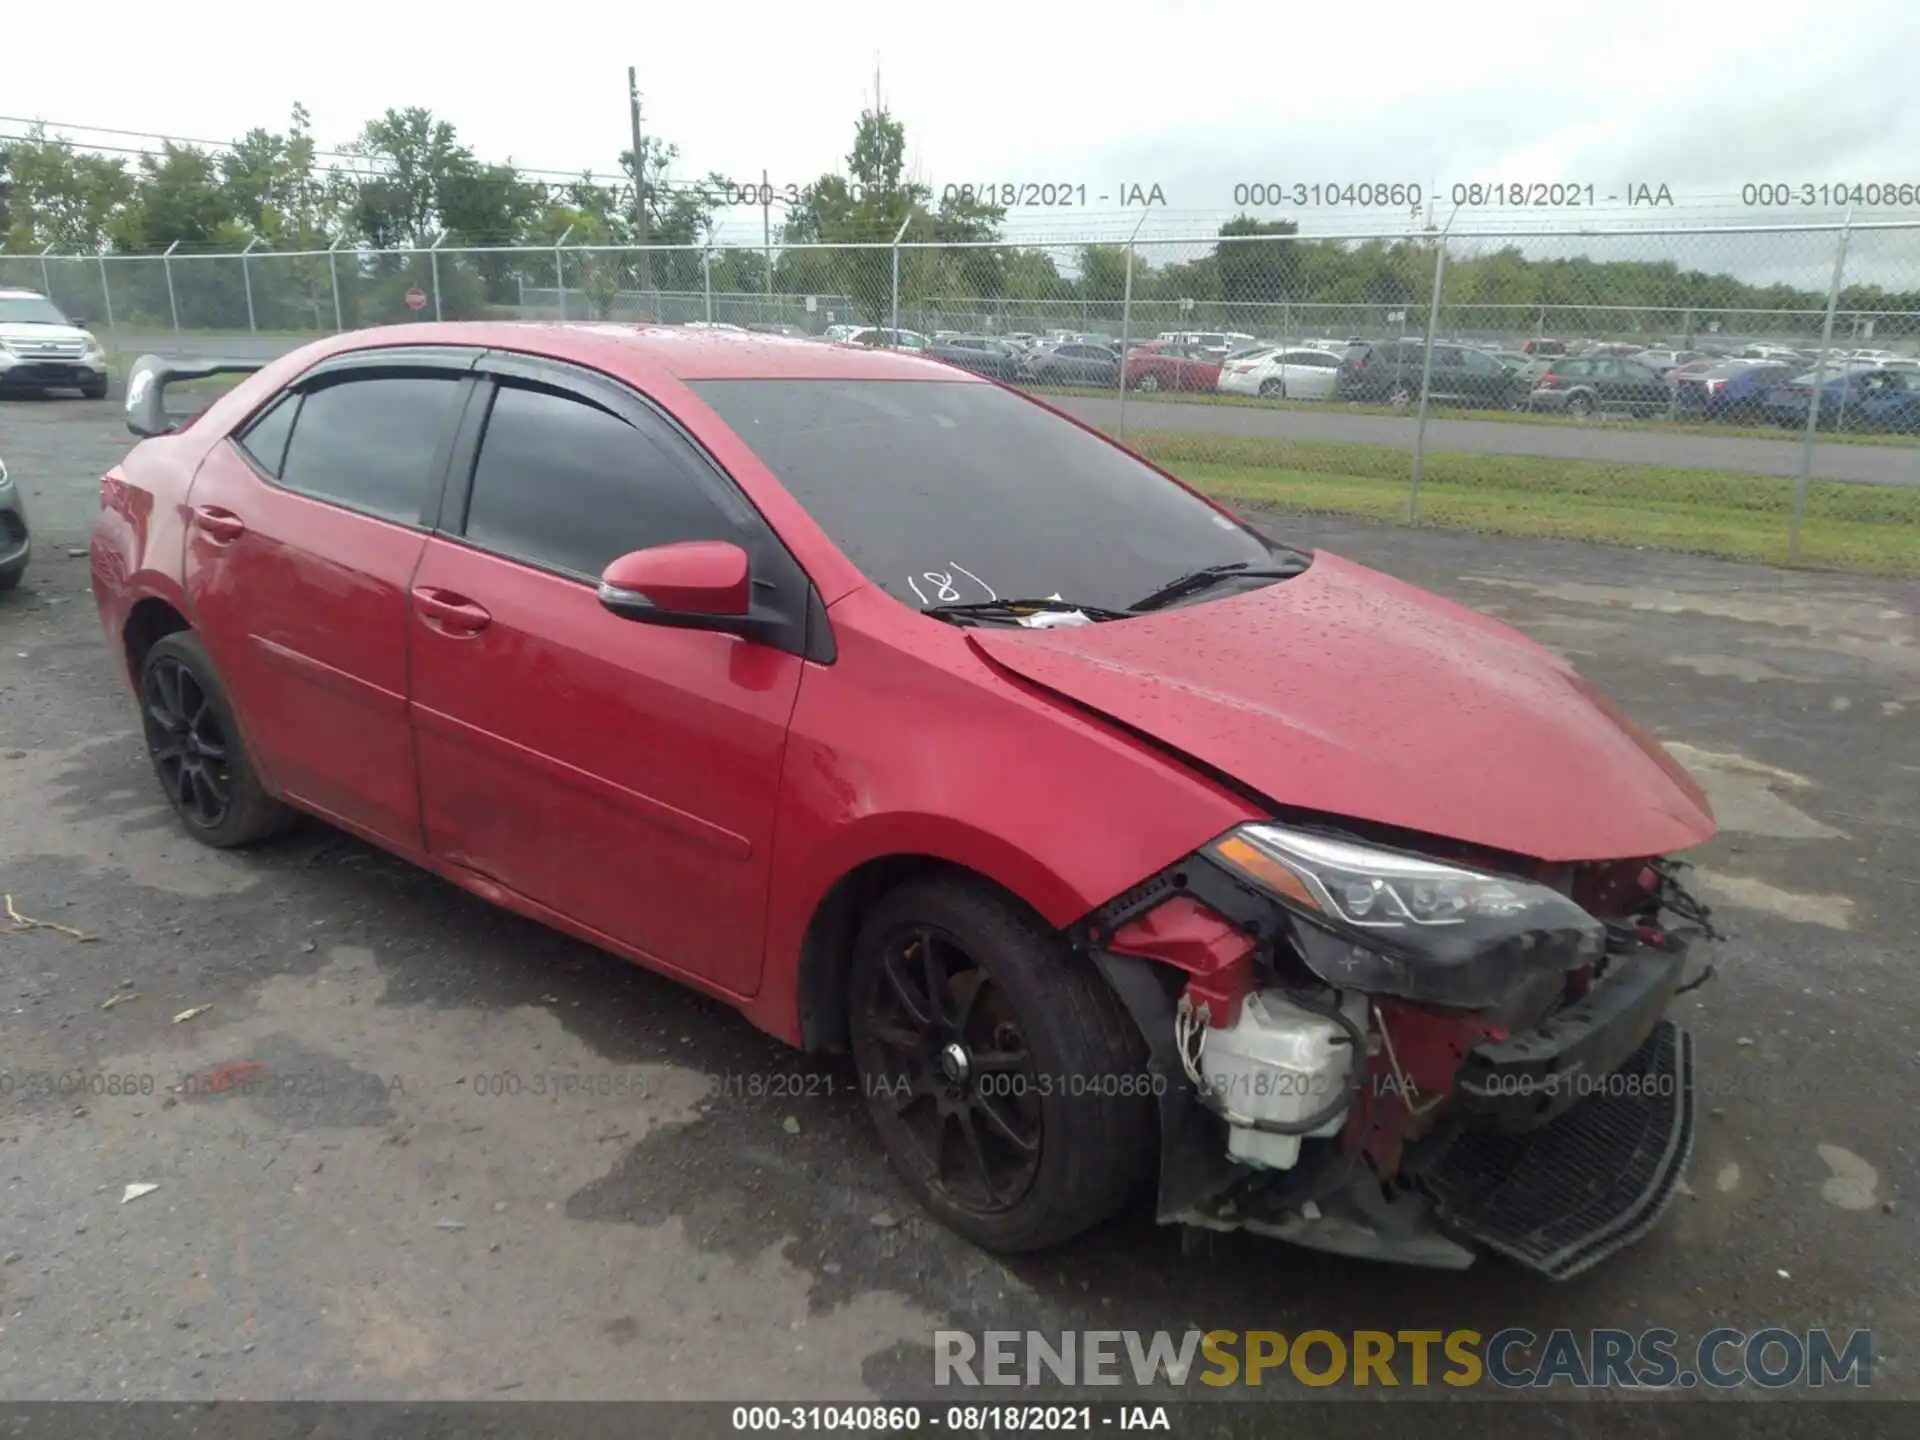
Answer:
[{"left": 7, "top": 0, "right": 1920, "bottom": 283}]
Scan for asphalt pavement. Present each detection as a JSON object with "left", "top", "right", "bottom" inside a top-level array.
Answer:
[
  {"left": 2, "top": 396, "right": 1917, "bottom": 1421},
  {"left": 105, "top": 329, "right": 1920, "bottom": 487}
]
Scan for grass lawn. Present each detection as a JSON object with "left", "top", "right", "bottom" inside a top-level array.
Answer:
[{"left": 1122, "top": 430, "right": 1920, "bottom": 577}]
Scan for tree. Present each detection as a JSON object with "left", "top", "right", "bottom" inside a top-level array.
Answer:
[
  {"left": 779, "top": 106, "right": 1005, "bottom": 321},
  {"left": 1215, "top": 215, "right": 1301, "bottom": 307}
]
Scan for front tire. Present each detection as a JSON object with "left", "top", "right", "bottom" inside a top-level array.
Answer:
[
  {"left": 1566, "top": 392, "right": 1594, "bottom": 418},
  {"left": 848, "top": 875, "right": 1156, "bottom": 1253},
  {"left": 1258, "top": 378, "right": 1284, "bottom": 399},
  {"left": 81, "top": 376, "right": 110, "bottom": 400},
  {"left": 1387, "top": 381, "right": 1416, "bottom": 408},
  {"left": 139, "top": 632, "right": 293, "bottom": 848},
  {"left": 1134, "top": 373, "right": 1159, "bottom": 392}
]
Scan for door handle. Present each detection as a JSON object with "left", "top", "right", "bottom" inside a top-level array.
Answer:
[
  {"left": 192, "top": 505, "right": 246, "bottom": 542},
  {"left": 412, "top": 587, "right": 492, "bottom": 636}
]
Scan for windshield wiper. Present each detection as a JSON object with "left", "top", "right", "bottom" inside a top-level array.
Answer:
[
  {"left": 921, "top": 597, "right": 1133, "bottom": 625},
  {"left": 1128, "top": 556, "right": 1312, "bottom": 613}
]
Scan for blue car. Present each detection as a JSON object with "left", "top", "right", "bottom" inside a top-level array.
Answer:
[
  {"left": 1669, "top": 361, "right": 1795, "bottom": 424},
  {"left": 1762, "top": 366, "right": 1920, "bottom": 432}
]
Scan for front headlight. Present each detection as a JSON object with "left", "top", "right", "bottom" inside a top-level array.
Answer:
[
  {"left": 1205, "top": 822, "right": 1605, "bottom": 1007},
  {"left": 82, "top": 334, "right": 106, "bottom": 359}
]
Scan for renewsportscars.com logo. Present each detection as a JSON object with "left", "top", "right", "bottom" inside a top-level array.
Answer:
[{"left": 933, "top": 1328, "right": 1875, "bottom": 1390}]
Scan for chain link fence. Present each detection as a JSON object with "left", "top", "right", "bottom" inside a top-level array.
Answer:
[{"left": 6, "top": 222, "right": 1916, "bottom": 572}]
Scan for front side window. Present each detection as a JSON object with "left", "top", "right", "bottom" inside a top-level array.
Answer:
[
  {"left": 690, "top": 379, "right": 1300, "bottom": 613},
  {"left": 462, "top": 382, "right": 739, "bottom": 580},
  {"left": 276, "top": 373, "right": 464, "bottom": 524}
]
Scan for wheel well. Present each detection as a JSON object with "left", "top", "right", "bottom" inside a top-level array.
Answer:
[
  {"left": 796, "top": 855, "right": 1041, "bottom": 1054},
  {"left": 123, "top": 598, "right": 190, "bottom": 681}
]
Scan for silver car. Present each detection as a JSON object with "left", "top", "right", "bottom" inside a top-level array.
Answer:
[{"left": 0, "top": 452, "right": 28, "bottom": 592}]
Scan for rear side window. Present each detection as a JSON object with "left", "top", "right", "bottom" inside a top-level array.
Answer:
[
  {"left": 235, "top": 392, "right": 299, "bottom": 478},
  {"left": 461, "top": 382, "right": 739, "bottom": 580},
  {"left": 276, "top": 374, "right": 464, "bottom": 524}
]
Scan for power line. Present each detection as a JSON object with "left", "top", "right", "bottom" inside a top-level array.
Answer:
[{"left": 0, "top": 116, "right": 722, "bottom": 193}]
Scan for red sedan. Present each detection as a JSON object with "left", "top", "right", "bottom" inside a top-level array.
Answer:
[
  {"left": 1121, "top": 341, "right": 1222, "bottom": 393},
  {"left": 95, "top": 325, "right": 1718, "bottom": 1275}
]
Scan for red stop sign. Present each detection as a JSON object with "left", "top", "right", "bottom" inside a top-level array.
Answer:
[{"left": 404, "top": 286, "right": 428, "bottom": 311}]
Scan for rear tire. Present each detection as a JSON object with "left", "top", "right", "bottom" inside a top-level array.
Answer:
[
  {"left": 848, "top": 874, "right": 1156, "bottom": 1253},
  {"left": 1135, "top": 373, "right": 1160, "bottom": 392},
  {"left": 1387, "top": 381, "right": 1415, "bottom": 408},
  {"left": 1566, "top": 392, "right": 1594, "bottom": 418},
  {"left": 138, "top": 632, "right": 294, "bottom": 848}
]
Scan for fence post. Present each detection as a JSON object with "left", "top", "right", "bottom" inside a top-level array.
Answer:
[
  {"left": 1791, "top": 216, "right": 1852, "bottom": 562},
  {"left": 704, "top": 244, "right": 715, "bottom": 324},
  {"left": 240, "top": 237, "right": 262, "bottom": 334},
  {"left": 429, "top": 231, "right": 445, "bottom": 322},
  {"left": 1116, "top": 208, "right": 1151, "bottom": 442},
  {"left": 1408, "top": 235, "right": 1450, "bottom": 524},
  {"left": 163, "top": 240, "right": 181, "bottom": 336},
  {"left": 97, "top": 249, "right": 116, "bottom": 340},
  {"left": 39, "top": 242, "right": 54, "bottom": 298},
  {"left": 890, "top": 216, "right": 912, "bottom": 340},
  {"left": 328, "top": 236, "right": 345, "bottom": 332},
  {"left": 554, "top": 225, "right": 574, "bottom": 320}
]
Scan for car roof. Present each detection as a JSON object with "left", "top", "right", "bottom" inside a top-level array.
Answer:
[{"left": 284, "top": 321, "right": 977, "bottom": 383}]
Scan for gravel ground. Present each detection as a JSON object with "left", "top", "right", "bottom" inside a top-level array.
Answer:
[{"left": 1, "top": 396, "right": 1916, "bottom": 1426}]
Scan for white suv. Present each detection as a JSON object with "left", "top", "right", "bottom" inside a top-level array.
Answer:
[{"left": 0, "top": 290, "right": 111, "bottom": 398}]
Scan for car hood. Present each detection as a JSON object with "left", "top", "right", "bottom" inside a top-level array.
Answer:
[
  {"left": 0, "top": 321, "right": 94, "bottom": 347},
  {"left": 967, "top": 552, "right": 1715, "bottom": 863}
]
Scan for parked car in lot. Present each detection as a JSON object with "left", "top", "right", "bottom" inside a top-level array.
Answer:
[
  {"left": 1518, "top": 338, "right": 1569, "bottom": 357},
  {"left": 1628, "top": 348, "right": 1706, "bottom": 377},
  {"left": 1762, "top": 366, "right": 1920, "bottom": 432},
  {"left": 1217, "top": 347, "right": 1346, "bottom": 400},
  {"left": 0, "top": 451, "right": 28, "bottom": 592},
  {"left": 1527, "top": 357, "right": 1672, "bottom": 418},
  {"left": 926, "top": 334, "right": 1022, "bottom": 381},
  {"left": 1121, "top": 341, "right": 1222, "bottom": 393},
  {"left": 1334, "top": 341, "right": 1527, "bottom": 409},
  {"left": 0, "top": 289, "right": 112, "bottom": 398},
  {"left": 1019, "top": 341, "right": 1120, "bottom": 388},
  {"left": 97, "top": 327, "right": 1719, "bottom": 1277},
  {"left": 1669, "top": 361, "right": 1795, "bottom": 424},
  {"left": 844, "top": 327, "right": 930, "bottom": 352},
  {"left": 1156, "top": 330, "right": 1259, "bottom": 361},
  {"left": 747, "top": 323, "right": 809, "bottom": 338}
]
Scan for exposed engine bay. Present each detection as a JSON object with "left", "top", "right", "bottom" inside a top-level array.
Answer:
[{"left": 1077, "top": 821, "right": 1720, "bottom": 1280}]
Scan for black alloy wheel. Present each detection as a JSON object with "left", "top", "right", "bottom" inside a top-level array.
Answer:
[
  {"left": 137, "top": 632, "right": 293, "bottom": 847},
  {"left": 848, "top": 875, "right": 1156, "bottom": 1252},
  {"left": 858, "top": 922, "right": 1043, "bottom": 1215},
  {"left": 143, "top": 653, "right": 233, "bottom": 830}
]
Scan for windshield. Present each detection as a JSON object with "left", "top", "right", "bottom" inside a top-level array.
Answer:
[
  {"left": 690, "top": 379, "right": 1300, "bottom": 613},
  {"left": 0, "top": 295, "right": 73, "bottom": 326}
]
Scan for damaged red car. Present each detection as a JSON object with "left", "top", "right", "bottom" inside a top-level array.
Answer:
[{"left": 93, "top": 326, "right": 1718, "bottom": 1279}]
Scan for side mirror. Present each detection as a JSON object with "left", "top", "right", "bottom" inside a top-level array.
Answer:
[
  {"left": 598, "top": 541, "right": 754, "bottom": 631},
  {"left": 68, "top": 314, "right": 88, "bottom": 328}
]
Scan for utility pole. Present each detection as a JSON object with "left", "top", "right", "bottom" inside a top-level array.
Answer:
[
  {"left": 628, "top": 66, "right": 651, "bottom": 294},
  {"left": 761, "top": 167, "right": 773, "bottom": 296}
]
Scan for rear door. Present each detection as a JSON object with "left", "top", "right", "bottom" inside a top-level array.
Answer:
[
  {"left": 183, "top": 349, "right": 479, "bottom": 847},
  {"left": 406, "top": 354, "right": 812, "bottom": 996}
]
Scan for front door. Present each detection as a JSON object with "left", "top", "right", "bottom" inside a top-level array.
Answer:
[{"left": 406, "top": 359, "right": 807, "bottom": 996}]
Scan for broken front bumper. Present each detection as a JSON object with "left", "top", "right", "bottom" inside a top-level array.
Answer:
[
  {"left": 1409, "top": 1019, "right": 1696, "bottom": 1280},
  {"left": 1097, "top": 943, "right": 1699, "bottom": 1280}
]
